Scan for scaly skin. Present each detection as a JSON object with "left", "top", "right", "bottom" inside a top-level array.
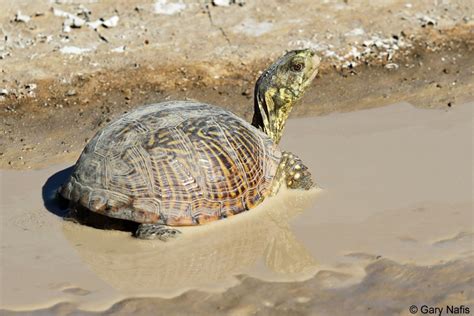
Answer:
[
  {"left": 252, "top": 49, "right": 320, "bottom": 145},
  {"left": 270, "top": 152, "right": 315, "bottom": 196},
  {"left": 252, "top": 49, "right": 320, "bottom": 193}
]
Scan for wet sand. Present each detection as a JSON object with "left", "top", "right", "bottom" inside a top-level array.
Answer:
[{"left": 0, "top": 102, "right": 472, "bottom": 315}]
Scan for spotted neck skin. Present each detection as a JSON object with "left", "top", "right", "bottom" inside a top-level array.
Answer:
[{"left": 252, "top": 49, "right": 320, "bottom": 144}]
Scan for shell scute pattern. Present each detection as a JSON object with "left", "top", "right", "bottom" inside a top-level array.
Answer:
[{"left": 62, "top": 101, "right": 281, "bottom": 226}]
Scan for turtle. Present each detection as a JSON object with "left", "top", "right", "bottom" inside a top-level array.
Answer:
[{"left": 59, "top": 49, "right": 320, "bottom": 240}]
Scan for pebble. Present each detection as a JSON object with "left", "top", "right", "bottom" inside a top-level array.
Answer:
[
  {"left": 102, "top": 16, "right": 119, "bottom": 28},
  {"left": 385, "top": 63, "right": 399, "bottom": 69},
  {"left": 213, "top": 0, "right": 231, "bottom": 6},
  {"left": 60, "top": 46, "right": 93, "bottom": 55},
  {"left": 15, "top": 11, "right": 31, "bottom": 23},
  {"left": 111, "top": 46, "right": 126, "bottom": 53},
  {"left": 154, "top": 0, "right": 186, "bottom": 15},
  {"left": 87, "top": 20, "right": 103, "bottom": 30},
  {"left": 25, "top": 83, "right": 37, "bottom": 90},
  {"left": 417, "top": 14, "right": 437, "bottom": 27}
]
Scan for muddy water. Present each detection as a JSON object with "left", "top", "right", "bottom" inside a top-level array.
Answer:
[{"left": 0, "top": 102, "right": 472, "bottom": 312}]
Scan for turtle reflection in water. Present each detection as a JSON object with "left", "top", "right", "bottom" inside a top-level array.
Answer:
[
  {"left": 62, "top": 188, "right": 319, "bottom": 294},
  {"left": 59, "top": 49, "right": 320, "bottom": 240}
]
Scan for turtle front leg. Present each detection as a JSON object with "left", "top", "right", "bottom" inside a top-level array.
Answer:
[
  {"left": 271, "top": 152, "right": 315, "bottom": 196},
  {"left": 135, "top": 223, "right": 182, "bottom": 241}
]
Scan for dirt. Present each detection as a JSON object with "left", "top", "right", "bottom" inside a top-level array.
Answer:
[{"left": 0, "top": 0, "right": 473, "bottom": 169}]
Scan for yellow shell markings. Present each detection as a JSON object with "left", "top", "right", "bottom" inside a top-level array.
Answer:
[
  {"left": 62, "top": 186, "right": 321, "bottom": 296},
  {"left": 61, "top": 102, "right": 280, "bottom": 225}
]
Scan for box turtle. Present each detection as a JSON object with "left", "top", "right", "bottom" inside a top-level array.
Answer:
[{"left": 59, "top": 49, "right": 320, "bottom": 240}]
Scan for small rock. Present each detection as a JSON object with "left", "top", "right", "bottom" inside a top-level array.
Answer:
[
  {"left": 59, "top": 46, "right": 93, "bottom": 55},
  {"left": 38, "top": 34, "right": 53, "bottom": 43},
  {"left": 25, "top": 83, "right": 37, "bottom": 90},
  {"left": 15, "top": 11, "right": 31, "bottom": 23},
  {"left": 154, "top": 0, "right": 186, "bottom": 15},
  {"left": 213, "top": 0, "right": 231, "bottom": 6},
  {"left": 213, "top": 0, "right": 244, "bottom": 5},
  {"left": 111, "top": 46, "right": 126, "bottom": 53},
  {"left": 417, "top": 14, "right": 437, "bottom": 27},
  {"left": 0, "top": 51, "right": 11, "bottom": 59},
  {"left": 76, "top": 5, "right": 91, "bottom": 18},
  {"left": 122, "top": 88, "right": 132, "bottom": 99},
  {"left": 63, "top": 16, "right": 85, "bottom": 32},
  {"left": 102, "top": 16, "right": 119, "bottom": 28},
  {"left": 385, "top": 63, "right": 399, "bottom": 70},
  {"left": 0, "top": 88, "right": 8, "bottom": 96},
  {"left": 241, "top": 88, "right": 251, "bottom": 96},
  {"left": 66, "top": 89, "right": 76, "bottom": 96},
  {"left": 86, "top": 20, "right": 103, "bottom": 30}
]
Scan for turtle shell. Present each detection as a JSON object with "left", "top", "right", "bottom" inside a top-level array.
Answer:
[{"left": 60, "top": 101, "right": 281, "bottom": 226}]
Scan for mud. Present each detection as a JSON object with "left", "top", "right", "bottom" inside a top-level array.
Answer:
[{"left": 1, "top": 102, "right": 472, "bottom": 315}]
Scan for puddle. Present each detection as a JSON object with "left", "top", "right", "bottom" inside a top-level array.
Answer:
[{"left": 0, "top": 102, "right": 472, "bottom": 312}]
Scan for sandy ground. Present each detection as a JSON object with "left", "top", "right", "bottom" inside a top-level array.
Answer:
[
  {"left": 1, "top": 102, "right": 472, "bottom": 315},
  {"left": 0, "top": 0, "right": 473, "bottom": 169}
]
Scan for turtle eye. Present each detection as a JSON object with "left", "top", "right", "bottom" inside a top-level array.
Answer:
[{"left": 291, "top": 62, "right": 304, "bottom": 72}]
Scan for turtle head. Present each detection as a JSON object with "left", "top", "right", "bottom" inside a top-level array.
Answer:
[{"left": 252, "top": 49, "right": 320, "bottom": 144}]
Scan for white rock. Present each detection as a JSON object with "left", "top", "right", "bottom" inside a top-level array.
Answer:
[
  {"left": 54, "top": 8, "right": 85, "bottom": 32},
  {"left": 344, "top": 46, "right": 361, "bottom": 59},
  {"left": 53, "top": 8, "right": 74, "bottom": 18},
  {"left": 385, "top": 63, "right": 399, "bottom": 69},
  {"left": 0, "top": 88, "right": 8, "bottom": 96},
  {"left": 25, "top": 83, "right": 37, "bottom": 90},
  {"left": 15, "top": 11, "right": 31, "bottom": 23},
  {"left": 63, "top": 24, "right": 71, "bottom": 33},
  {"left": 154, "top": 0, "right": 186, "bottom": 15},
  {"left": 63, "top": 16, "right": 85, "bottom": 32},
  {"left": 102, "top": 15, "right": 119, "bottom": 28},
  {"left": 416, "top": 14, "right": 437, "bottom": 26},
  {"left": 111, "top": 46, "right": 126, "bottom": 53},
  {"left": 71, "top": 16, "right": 86, "bottom": 27},
  {"left": 86, "top": 20, "right": 103, "bottom": 30},
  {"left": 213, "top": 0, "right": 231, "bottom": 6},
  {"left": 59, "top": 46, "right": 92, "bottom": 55}
]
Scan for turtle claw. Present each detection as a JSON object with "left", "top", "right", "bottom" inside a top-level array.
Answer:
[
  {"left": 271, "top": 152, "right": 315, "bottom": 195},
  {"left": 135, "top": 224, "right": 181, "bottom": 241}
]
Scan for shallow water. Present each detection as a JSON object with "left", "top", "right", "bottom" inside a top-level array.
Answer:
[{"left": 0, "top": 102, "right": 472, "bottom": 312}]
